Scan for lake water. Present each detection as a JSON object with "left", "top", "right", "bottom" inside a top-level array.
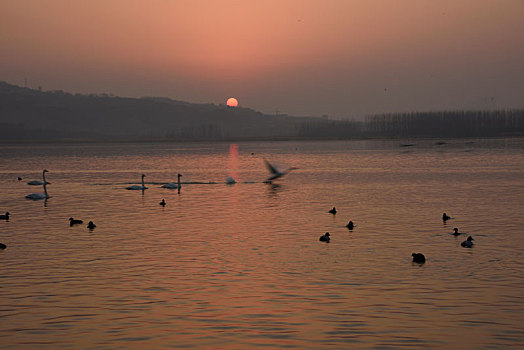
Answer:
[{"left": 0, "top": 139, "right": 523, "bottom": 349}]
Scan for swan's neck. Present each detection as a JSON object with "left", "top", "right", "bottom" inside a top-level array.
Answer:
[
  {"left": 141, "top": 176, "right": 145, "bottom": 187},
  {"left": 42, "top": 171, "right": 47, "bottom": 183},
  {"left": 177, "top": 175, "right": 181, "bottom": 187},
  {"left": 43, "top": 183, "right": 48, "bottom": 198}
]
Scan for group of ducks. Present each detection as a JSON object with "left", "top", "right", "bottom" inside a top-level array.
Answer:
[
  {"left": 69, "top": 217, "right": 97, "bottom": 230},
  {"left": 411, "top": 213, "right": 475, "bottom": 264},
  {"left": 0, "top": 215, "right": 96, "bottom": 249},
  {"left": 319, "top": 207, "right": 356, "bottom": 243},
  {"left": 316, "top": 209, "right": 475, "bottom": 264},
  {"left": 444, "top": 213, "right": 475, "bottom": 248}
]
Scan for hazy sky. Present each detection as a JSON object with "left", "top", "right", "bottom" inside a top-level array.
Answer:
[{"left": 1, "top": 0, "right": 523, "bottom": 118}]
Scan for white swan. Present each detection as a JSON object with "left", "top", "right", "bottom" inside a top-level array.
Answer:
[
  {"left": 162, "top": 174, "right": 182, "bottom": 189},
  {"left": 27, "top": 169, "right": 50, "bottom": 186},
  {"left": 126, "top": 174, "right": 147, "bottom": 190},
  {"left": 26, "top": 182, "right": 50, "bottom": 200},
  {"left": 264, "top": 159, "right": 297, "bottom": 183}
]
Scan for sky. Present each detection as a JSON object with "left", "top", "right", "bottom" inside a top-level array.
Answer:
[{"left": 1, "top": 0, "right": 523, "bottom": 118}]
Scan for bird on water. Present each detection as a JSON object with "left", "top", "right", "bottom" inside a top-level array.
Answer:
[
  {"left": 0, "top": 212, "right": 9, "bottom": 220},
  {"left": 87, "top": 221, "right": 96, "bottom": 230},
  {"left": 319, "top": 232, "right": 330, "bottom": 242},
  {"left": 461, "top": 236, "right": 474, "bottom": 248},
  {"left": 69, "top": 217, "right": 83, "bottom": 226},
  {"left": 412, "top": 253, "right": 426, "bottom": 263},
  {"left": 162, "top": 174, "right": 182, "bottom": 189},
  {"left": 27, "top": 169, "right": 51, "bottom": 186},
  {"left": 159, "top": 199, "right": 166, "bottom": 206},
  {"left": 126, "top": 174, "right": 147, "bottom": 190},
  {"left": 442, "top": 213, "right": 451, "bottom": 221},
  {"left": 328, "top": 207, "right": 337, "bottom": 215},
  {"left": 26, "top": 182, "right": 50, "bottom": 200}
]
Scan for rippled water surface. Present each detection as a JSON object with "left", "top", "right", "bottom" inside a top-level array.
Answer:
[{"left": 1, "top": 139, "right": 523, "bottom": 349}]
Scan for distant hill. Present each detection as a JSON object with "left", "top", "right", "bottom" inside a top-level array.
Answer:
[
  {"left": 1, "top": 81, "right": 522, "bottom": 142},
  {"left": 0, "top": 81, "right": 320, "bottom": 141}
]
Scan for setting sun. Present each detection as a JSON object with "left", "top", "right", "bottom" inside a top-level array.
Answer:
[{"left": 226, "top": 97, "right": 238, "bottom": 107}]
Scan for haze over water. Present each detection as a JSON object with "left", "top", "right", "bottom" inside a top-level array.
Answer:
[{"left": 0, "top": 139, "right": 523, "bottom": 348}]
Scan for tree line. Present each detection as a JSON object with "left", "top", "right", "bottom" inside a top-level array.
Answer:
[{"left": 297, "top": 110, "right": 524, "bottom": 139}]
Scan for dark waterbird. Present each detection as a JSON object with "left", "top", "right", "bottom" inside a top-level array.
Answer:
[
  {"left": 159, "top": 199, "right": 166, "bottom": 206},
  {"left": 87, "top": 221, "right": 96, "bottom": 230},
  {"left": 0, "top": 243, "right": 6, "bottom": 249},
  {"left": 328, "top": 207, "right": 337, "bottom": 215},
  {"left": 442, "top": 213, "right": 451, "bottom": 221},
  {"left": 69, "top": 217, "right": 83, "bottom": 226},
  {"left": 451, "top": 227, "right": 467, "bottom": 236},
  {"left": 0, "top": 212, "right": 9, "bottom": 220},
  {"left": 461, "top": 236, "right": 474, "bottom": 248},
  {"left": 412, "top": 253, "right": 426, "bottom": 263},
  {"left": 17, "top": 177, "right": 22, "bottom": 181},
  {"left": 319, "top": 232, "right": 330, "bottom": 242},
  {"left": 346, "top": 220, "right": 354, "bottom": 230}
]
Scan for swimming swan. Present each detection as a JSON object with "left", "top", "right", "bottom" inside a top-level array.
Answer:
[
  {"left": 126, "top": 174, "right": 147, "bottom": 190},
  {"left": 26, "top": 182, "right": 50, "bottom": 200},
  {"left": 162, "top": 174, "right": 182, "bottom": 189},
  {"left": 27, "top": 169, "right": 50, "bottom": 186},
  {"left": 0, "top": 212, "right": 9, "bottom": 220}
]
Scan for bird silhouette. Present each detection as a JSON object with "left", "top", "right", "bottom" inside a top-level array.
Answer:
[{"left": 264, "top": 160, "right": 297, "bottom": 183}]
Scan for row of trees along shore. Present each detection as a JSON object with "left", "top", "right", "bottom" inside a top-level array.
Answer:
[{"left": 297, "top": 109, "right": 524, "bottom": 139}]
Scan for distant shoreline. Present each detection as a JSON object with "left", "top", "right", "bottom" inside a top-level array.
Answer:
[{"left": 1, "top": 135, "right": 523, "bottom": 145}]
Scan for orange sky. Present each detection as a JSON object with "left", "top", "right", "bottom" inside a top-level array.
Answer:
[{"left": 1, "top": 0, "right": 523, "bottom": 117}]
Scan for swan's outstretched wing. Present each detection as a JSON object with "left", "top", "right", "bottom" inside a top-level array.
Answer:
[{"left": 264, "top": 160, "right": 280, "bottom": 175}]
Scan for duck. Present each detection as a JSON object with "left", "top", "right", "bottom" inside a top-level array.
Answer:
[
  {"left": 87, "top": 221, "right": 96, "bottom": 230},
  {"left": 461, "top": 236, "right": 474, "bottom": 248},
  {"left": 0, "top": 212, "right": 9, "bottom": 220},
  {"left": 17, "top": 177, "right": 22, "bottom": 181},
  {"left": 69, "top": 217, "right": 83, "bottom": 226},
  {"left": 412, "top": 253, "right": 426, "bottom": 263},
  {"left": 442, "top": 213, "right": 451, "bottom": 221},
  {"left": 159, "top": 199, "right": 166, "bottom": 206},
  {"left": 346, "top": 220, "right": 354, "bottom": 230},
  {"left": 319, "top": 232, "right": 330, "bottom": 242},
  {"left": 0, "top": 243, "right": 6, "bottom": 249},
  {"left": 328, "top": 207, "right": 337, "bottom": 215},
  {"left": 451, "top": 227, "right": 466, "bottom": 236}
]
